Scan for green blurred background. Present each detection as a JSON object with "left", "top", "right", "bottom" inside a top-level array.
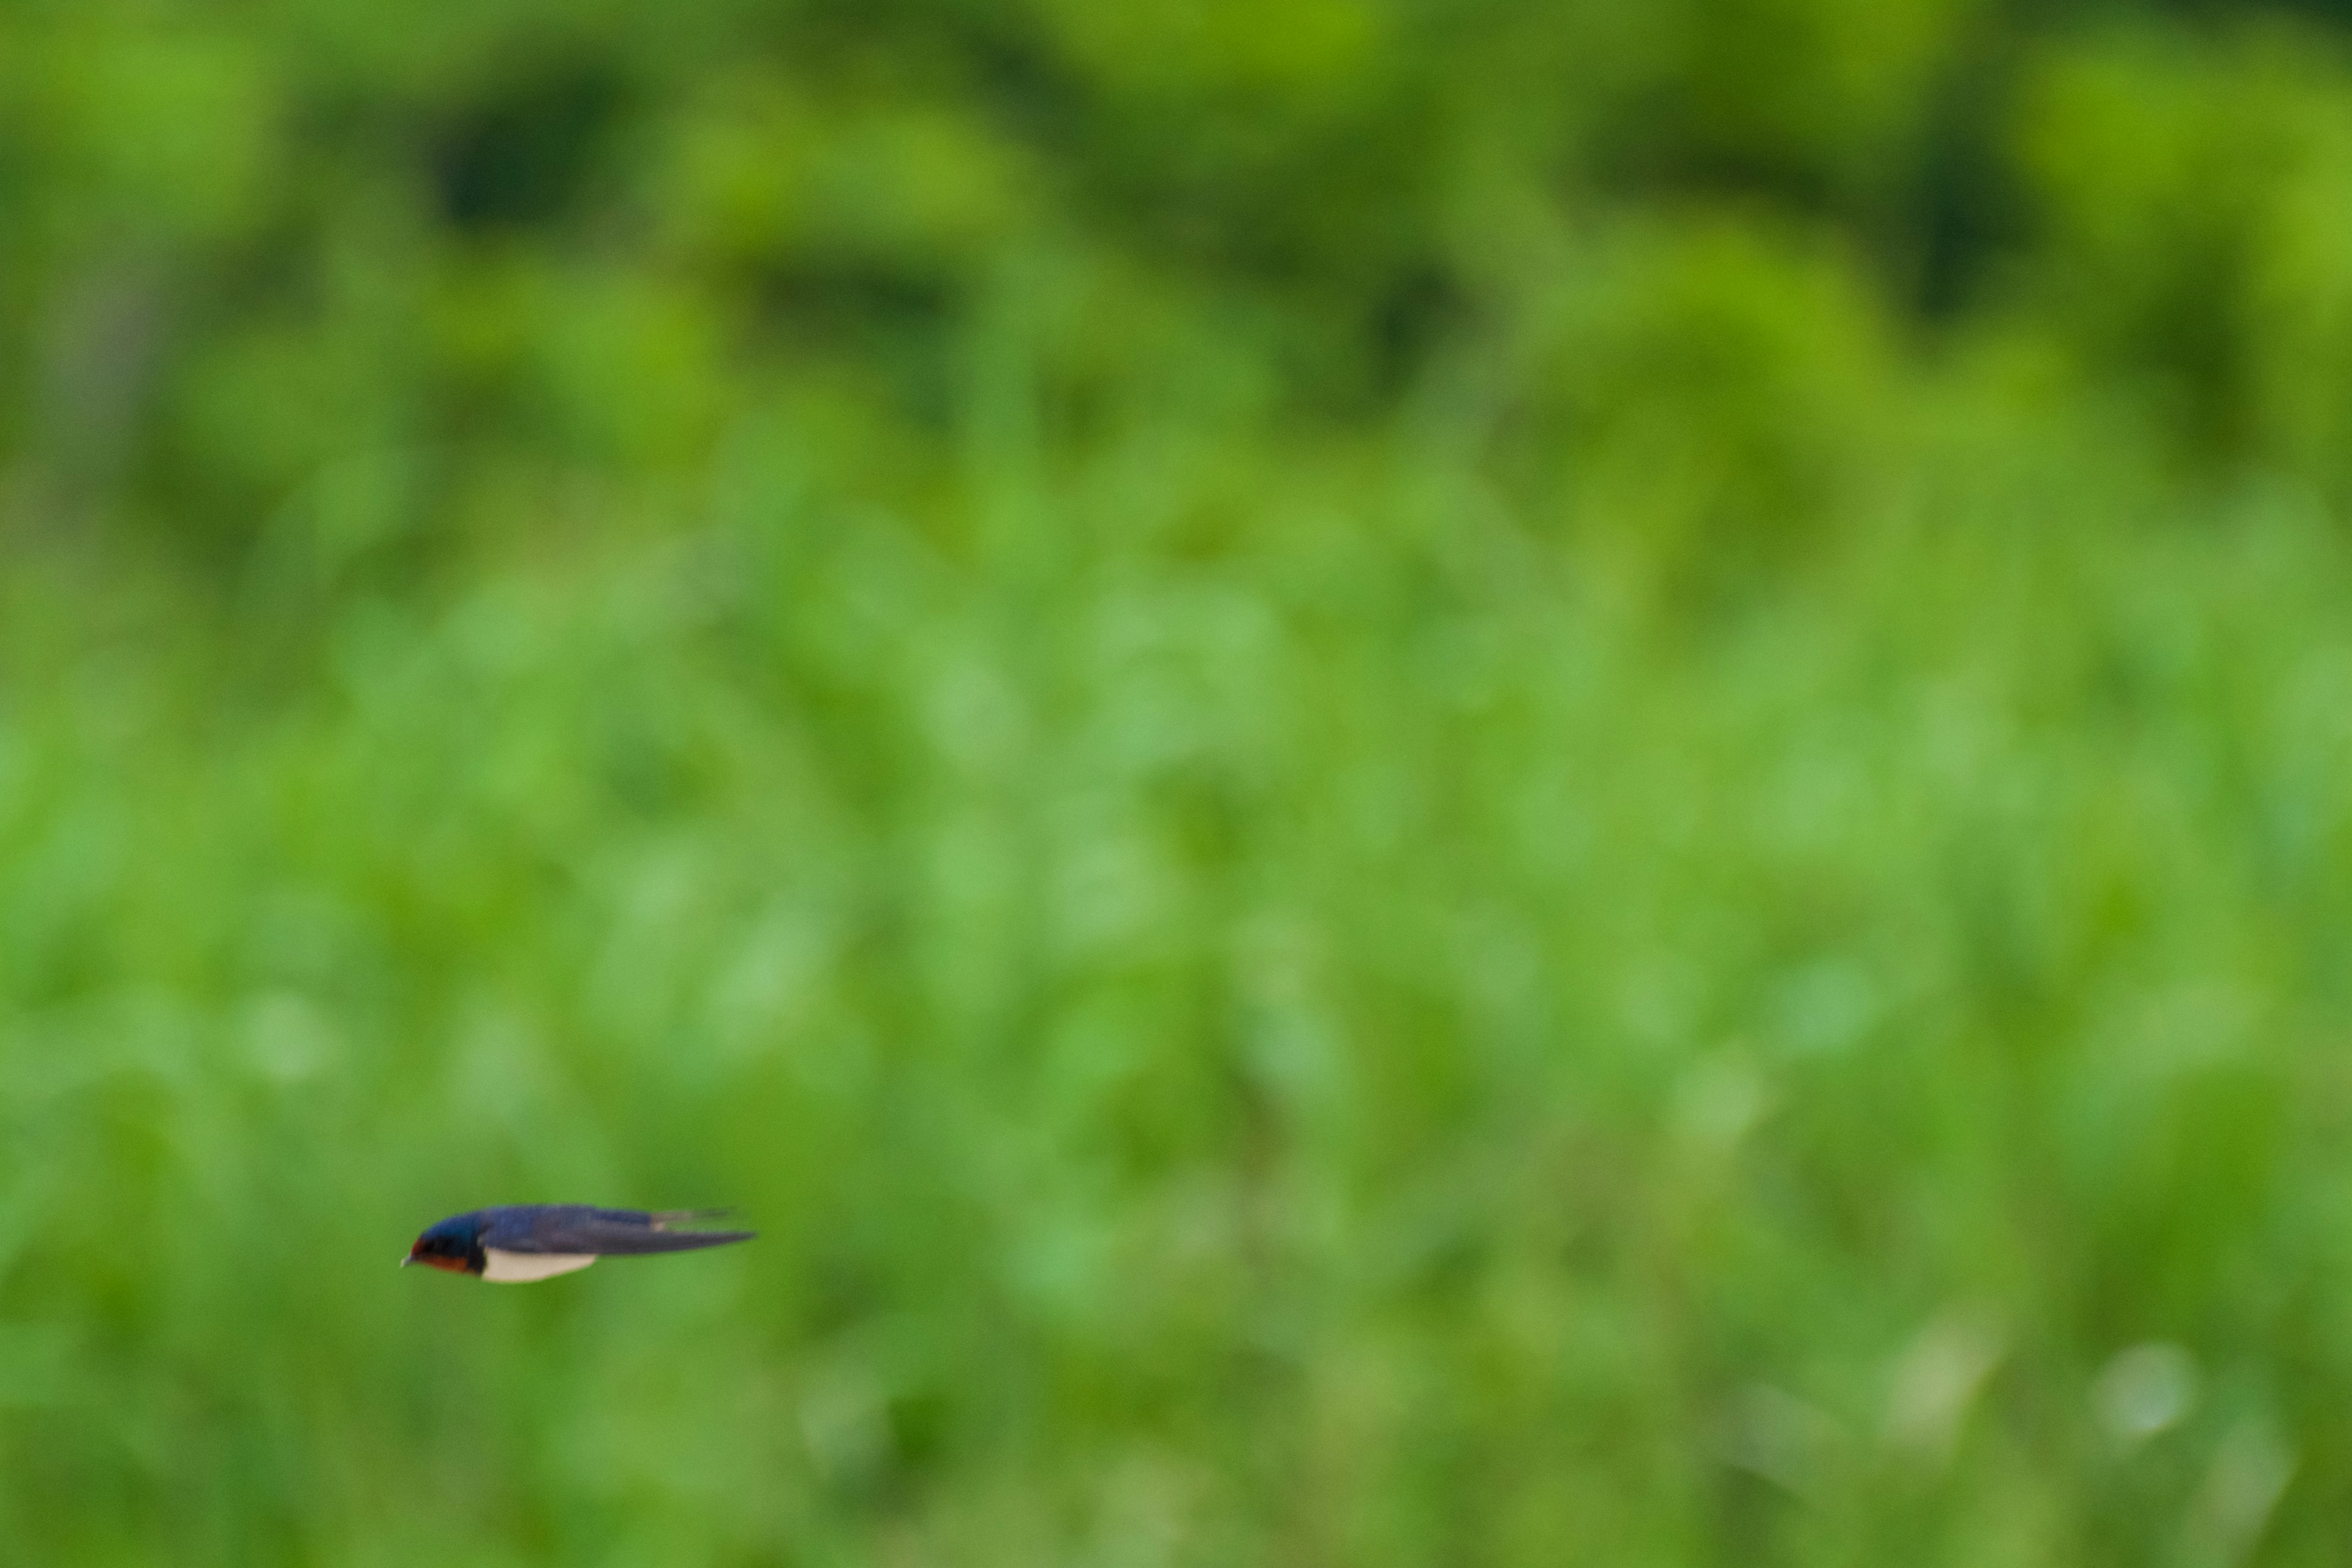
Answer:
[{"left": 7, "top": 0, "right": 2352, "bottom": 1562}]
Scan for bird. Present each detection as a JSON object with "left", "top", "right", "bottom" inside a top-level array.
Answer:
[{"left": 402, "top": 1204, "right": 755, "bottom": 1283}]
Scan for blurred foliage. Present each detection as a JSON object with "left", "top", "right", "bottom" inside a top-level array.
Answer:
[
  {"left": 7, "top": 0, "right": 2352, "bottom": 571},
  {"left": 9, "top": 1, "right": 2352, "bottom": 1565}
]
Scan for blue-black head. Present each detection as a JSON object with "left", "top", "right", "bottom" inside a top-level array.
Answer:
[{"left": 403, "top": 1213, "right": 486, "bottom": 1275}]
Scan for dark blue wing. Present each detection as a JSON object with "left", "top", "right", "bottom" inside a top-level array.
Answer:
[{"left": 479, "top": 1204, "right": 756, "bottom": 1255}]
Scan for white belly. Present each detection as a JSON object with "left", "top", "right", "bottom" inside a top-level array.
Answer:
[{"left": 481, "top": 1250, "right": 599, "bottom": 1283}]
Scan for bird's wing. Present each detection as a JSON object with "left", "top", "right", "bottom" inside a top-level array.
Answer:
[{"left": 501, "top": 1205, "right": 756, "bottom": 1256}]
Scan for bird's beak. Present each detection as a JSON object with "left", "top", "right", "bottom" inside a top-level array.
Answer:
[{"left": 399, "top": 1254, "right": 413, "bottom": 1267}]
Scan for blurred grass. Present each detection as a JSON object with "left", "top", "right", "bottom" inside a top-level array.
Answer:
[
  {"left": 13, "top": 1, "right": 2352, "bottom": 1564},
  {"left": 10, "top": 407, "right": 2352, "bottom": 1562}
]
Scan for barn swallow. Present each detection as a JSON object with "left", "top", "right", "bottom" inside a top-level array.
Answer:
[{"left": 402, "top": 1205, "right": 755, "bottom": 1283}]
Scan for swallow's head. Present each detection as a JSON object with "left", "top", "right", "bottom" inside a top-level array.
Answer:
[{"left": 403, "top": 1215, "right": 486, "bottom": 1276}]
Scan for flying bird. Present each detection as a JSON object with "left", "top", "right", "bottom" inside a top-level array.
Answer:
[{"left": 403, "top": 1204, "right": 755, "bottom": 1283}]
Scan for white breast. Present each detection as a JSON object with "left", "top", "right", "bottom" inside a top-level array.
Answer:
[{"left": 481, "top": 1250, "right": 599, "bottom": 1284}]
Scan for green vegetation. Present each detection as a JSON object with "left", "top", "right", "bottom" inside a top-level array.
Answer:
[{"left": 8, "top": 2, "right": 2352, "bottom": 1563}]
